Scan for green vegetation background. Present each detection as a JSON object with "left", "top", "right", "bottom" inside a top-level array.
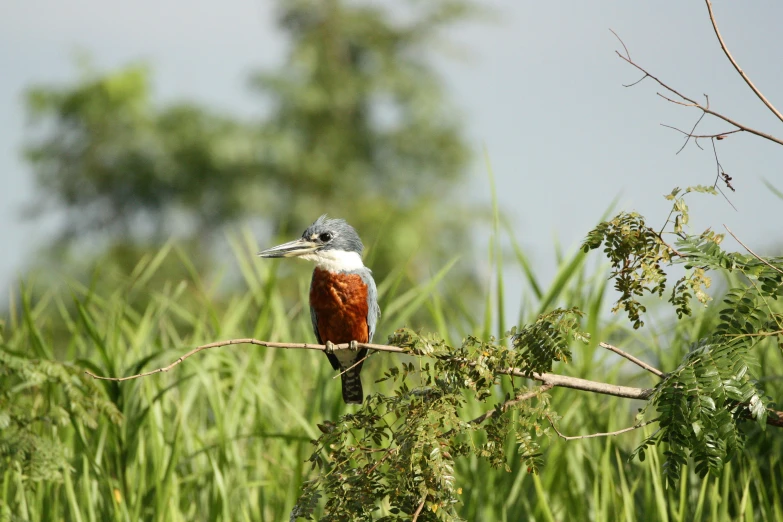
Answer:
[{"left": 2, "top": 1, "right": 782, "bottom": 520}]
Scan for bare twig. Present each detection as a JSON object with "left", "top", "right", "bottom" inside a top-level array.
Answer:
[
  {"left": 609, "top": 28, "right": 631, "bottom": 60},
  {"left": 412, "top": 498, "right": 426, "bottom": 521},
  {"left": 547, "top": 416, "right": 657, "bottom": 441},
  {"left": 623, "top": 75, "right": 648, "bottom": 89},
  {"left": 724, "top": 225, "right": 783, "bottom": 275},
  {"left": 612, "top": 42, "right": 783, "bottom": 147},
  {"left": 83, "top": 339, "right": 403, "bottom": 382},
  {"left": 709, "top": 139, "right": 738, "bottom": 210},
  {"left": 466, "top": 384, "right": 555, "bottom": 428},
  {"left": 659, "top": 125, "right": 742, "bottom": 142},
  {"left": 333, "top": 352, "right": 373, "bottom": 379},
  {"left": 599, "top": 342, "right": 665, "bottom": 378},
  {"left": 702, "top": 137, "right": 739, "bottom": 208},
  {"left": 655, "top": 92, "right": 696, "bottom": 107},
  {"left": 366, "top": 447, "right": 398, "bottom": 476},
  {"left": 710, "top": 137, "right": 726, "bottom": 190},
  {"left": 524, "top": 371, "right": 653, "bottom": 400},
  {"left": 705, "top": 0, "right": 783, "bottom": 123},
  {"left": 672, "top": 111, "right": 708, "bottom": 154},
  {"left": 611, "top": 26, "right": 780, "bottom": 208}
]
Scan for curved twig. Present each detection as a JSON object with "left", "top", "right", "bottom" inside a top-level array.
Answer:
[
  {"left": 412, "top": 498, "right": 426, "bottom": 521},
  {"left": 705, "top": 0, "right": 783, "bottom": 123},
  {"left": 83, "top": 339, "right": 403, "bottom": 382},
  {"left": 724, "top": 225, "right": 783, "bottom": 275},
  {"left": 84, "top": 338, "right": 656, "bottom": 400},
  {"left": 609, "top": 28, "right": 631, "bottom": 60},
  {"left": 660, "top": 125, "right": 742, "bottom": 141},
  {"left": 599, "top": 342, "right": 665, "bottom": 378},
  {"left": 465, "top": 384, "right": 555, "bottom": 428},
  {"left": 82, "top": 337, "right": 783, "bottom": 428},
  {"left": 547, "top": 416, "right": 658, "bottom": 441}
]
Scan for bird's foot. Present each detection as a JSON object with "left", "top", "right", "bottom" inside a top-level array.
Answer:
[
  {"left": 325, "top": 341, "right": 335, "bottom": 354},
  {"left": 349, "top": 340, "right": 359, "bottom": 351}
]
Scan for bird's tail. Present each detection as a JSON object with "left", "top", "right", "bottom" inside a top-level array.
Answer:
[{"left": 341, "top": 368, "right": 363, "bottom": 404}]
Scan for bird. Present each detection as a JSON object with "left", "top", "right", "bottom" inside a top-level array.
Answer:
[{"left": 257, "top": 215, "right": 380, "bottom": 404}]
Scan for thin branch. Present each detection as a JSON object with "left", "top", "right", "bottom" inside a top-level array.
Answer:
[
  {"left": 711, "top": 137, "right": 725, "bottom": 189},
  {"left": 85, "top": 338, "right": 657, "bottom": 400},
  {"left": 614, "top": 49, "right": 783, "bottom": 147},
  {"left": 657, "top": 206, "right": 677, "bottom": 238},
  {"left": 726, "top": 329, "right": 783, "bottom": 339},
  {"left": 714, "top": 184, "right": 738, "bottom": 211},
  {"left": 651, "top": 230, "right": 686, "bottom": 258},
  {"left": 660, "top": 124, "right": 742, "bottom": 143},
  {"left": 724, "top": 225, "right": 783, "bottom": 275},
  {"left": 623, "top": 75, "right": 648, "bottom": 89},
  {"left": 412, "top": 498, "right": 426, "bottom": 521},
  {"left": 357, "top": 446, "right": 393, "bottom": 453},
  {"left": 599, "top": 342, "right": 665, "bottom": 378},
  {"left": 709, "top": 138, "right": 738, "bottom": 210},
  {"left": 609, "top": 28, "right": 631, "bottom": 60},
  {"left": 467, "top": 384, "right": 555, "bottom": 427},
  {"left": 366, "top": 447, "right": 397, "bottom": 476},
  {"left": 333, "top": 352, "right": 373, "bottom": 379},
  {"left": 547, "top": 416, "right": 658, "bottom": 441},
  {"left": 655, "top": 92, "right": 696, "bottom": 107},
  {"left": 83, "top": 339, "right": 403, "bottom": 382},
  {"left": 673, "top": 111, "right": 707, "bottom": 154},
  {"left": 525, "top": 371, "right": 653, "bottom": 400},
  {"left": 83, "top": 338, "right": 783, "bottom": 429},
  {"left": 440, "top": 384, "right": 555, "bottom": 439},
  {"left": 705, "top": 0, "right": 783, "bottom": 123}
]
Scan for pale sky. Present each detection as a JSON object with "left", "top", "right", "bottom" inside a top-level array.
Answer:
[{"left": 2, "top": 1, "right": 782, "bottom": 320}]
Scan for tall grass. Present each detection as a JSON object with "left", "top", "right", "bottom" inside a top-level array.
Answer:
[{"left": 2, "top": 223, "right": 782, "bottom": 521}]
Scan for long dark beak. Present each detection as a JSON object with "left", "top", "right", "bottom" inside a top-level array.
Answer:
[{"left": 257, "top": 238, "right": 320, "bottom": 258}]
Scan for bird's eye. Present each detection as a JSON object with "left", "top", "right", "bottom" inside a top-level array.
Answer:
[{"left": 319, "top": 232, "right": 333, "bottom": 242}]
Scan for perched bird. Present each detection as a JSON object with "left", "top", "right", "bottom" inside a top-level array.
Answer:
[{"left": 257, "top": 215, "right": 380, "bottom": 404}]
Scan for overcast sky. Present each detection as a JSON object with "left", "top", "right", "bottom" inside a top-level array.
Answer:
[{"left": 2, "top": 0, "right": 782, "bottom": 320}]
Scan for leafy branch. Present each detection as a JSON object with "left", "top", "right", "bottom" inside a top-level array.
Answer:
[
  {"left": 582, "top": 187, "right": 783, "bottom": 491},
  {"left": 1, "top": 349, "right": 122, "bottom": 483}
]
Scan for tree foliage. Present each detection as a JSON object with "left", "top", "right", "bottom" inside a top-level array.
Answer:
[
  {"left": 0, "top": 291, "right": 121, "bottom": 487},
  {"left": 293, "top": 313, "right": 587, "bottom": 521},
  {"left": 584, "top": 187, "right": 781, "bottom": 485},
  {"left": 24, "top": 65, "right": 258, "bottom": 243}
]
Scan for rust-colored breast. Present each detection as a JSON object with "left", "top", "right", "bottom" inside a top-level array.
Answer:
[{"left": 310, "top": 268, "right": 370, "bottom": 344}]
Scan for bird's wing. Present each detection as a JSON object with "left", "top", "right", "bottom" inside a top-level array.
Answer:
[
  {"left": 309, "top": 305, "right": 323, "bottom": 345},
  {"left": 357, "top": 268, "right": 380, "bottom": 343}
]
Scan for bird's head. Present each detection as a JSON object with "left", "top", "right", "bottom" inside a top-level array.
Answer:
[{"left": 257, "top": 215, "right": 365, "bottom": 272}]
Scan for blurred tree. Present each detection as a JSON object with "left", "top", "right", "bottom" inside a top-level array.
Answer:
[
  {"left": 252, "top": 0, "right": 476, "bottom": 279},
  {"left": 24, "top": 64, "right": 258, "bottom": 245},
  {"left": 23, "top": 0, "right": 479, "bottom": 286}
]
